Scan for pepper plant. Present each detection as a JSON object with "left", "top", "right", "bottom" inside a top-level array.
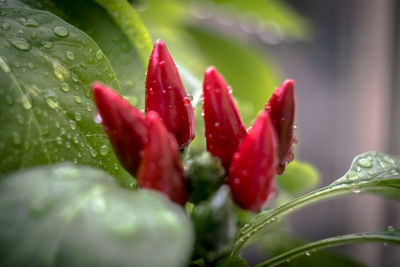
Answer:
[{"left": 0, "top": 1, "right": 399, "bottom": 266}]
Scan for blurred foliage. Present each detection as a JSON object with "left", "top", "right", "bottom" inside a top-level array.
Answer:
[
  {"left": 135, "top": 0, "right": 311, "bottom": 123},
  {"left": 277, "top": 160, "right": 320, "bottom": 196}
]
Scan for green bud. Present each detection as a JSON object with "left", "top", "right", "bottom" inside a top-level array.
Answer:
[{"left": 186, "top": 152, "right": 226, "bottom": 204}]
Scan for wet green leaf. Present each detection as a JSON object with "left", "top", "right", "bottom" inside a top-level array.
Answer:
[
  {"left": 19, "top": 0, "right": 147, "bottom": 107},
  {"left": 232, "top": 152, "right": 400, "bottom": 254},
  {"left": 0, "top": 2, "right": 132, "bottom": 186},
  {"left": 0, "top": 164, "right": 194, "bottom": 267}
]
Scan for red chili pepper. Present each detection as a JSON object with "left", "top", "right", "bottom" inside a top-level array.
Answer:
[
  {"left": 138, "top": 111, "right": 188, "bottom": 205},
  {"left": 203, "top": 66, "right": 247, "bottom": 171},
  {"left": 145, "top": 40, "right": 195, "bottom": 148},
  {"left": 228, "top": 110, "right": 278, "bottom": 212},
  {"left": 265, "top": 79, "right": 296, "bottom": 174},
  {"left": 92, "top": 82, "right": 148, "bottom": 177}
]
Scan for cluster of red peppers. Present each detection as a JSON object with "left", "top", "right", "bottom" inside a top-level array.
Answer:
[{"left": 92, "top": 40, "right": 296, "bottom": 212}]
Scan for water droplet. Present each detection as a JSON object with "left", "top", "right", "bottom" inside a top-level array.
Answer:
[
  {"left": 89, "top": 148, "right": 97, "bottom": 157},
  {"left": 100, "top": 145, "right": 109, "bottom": 156},
  {"left": 368, "top": 171, "right": 375, "bottom": 176},
  {"left": 53, "top": 26, "right": 69, "bottom": 37},
  {"left": 383, "top": 156, "right": 395, "bottom": 164},
  {"left": 0, "top": 56, "right": 10, "bottom": 73},
  {"left": 22, "top": 19, "right": 39, "bottom": 27},
  {"left": 65, "top": 141, "right": 71, "bottom": 148},
  {"left": 305, "top": 251, "right": 311, "bottom": 256},
  {"left": 12, "top": 132, "right": 21, "bottom": 144},
  {"left": 74, "top": 112, "right": 81, "bottom": 121},
  {"left": 53, "top": 60, "right": 69, "bottom": 81},
  {"left": 60, "top": 127, "right": 66, "bottom": 135},
  {"left": 86, "top": 104, "right": 93, "bottom": 112},
  {"left": 60, "top": 83, "right": 69, "bottom": 92},
  {"left": 71, "top": 73, "right": 79, "bottom": 82},
  {"left": 96, "top": 50, "right": 103, "bottom": 59},
  {"left": 1, "top": 22, "right": 10, "bottom": 30},
  {"left": 358, "top": 158, "right": 372, "bottom": 168},
  {"left": 94, "top": 113, "right": 103, "bottom": 124},
  {"left": 387, "top": 225, "right": 395, "bottom": 232},
  {"left": 56, "top": 136, "right": 62, "bottom": 145},
  {"left": 9, "top": 38, "right": 31, "bottom": 51},
  {"left": 46, "top": 98, "right": 59, "bottom": 109},
  {"left": 73, "top": 135, "right": 79, "bottom": 144},
  {"left": 69, "top": 120, "right": 77, "bottom": 130},
  {"left": 31, "top": 31, "right": 37, "bottom": 39},
  {"left": 114, "top": 163, "right": 119, "bottom": 170},
  {"left": 214, "top": 122, "right": 220, "bottom": 127},
  {"left": 352, "top": 188, "right": 361, "bottom": 194},
  {"left": 21, "top": 95, "right": 32, "bottom": 109},
  {"left": 73, "top": 96, "right": 81, "bottom": 104},
  {"left": 16, "top": 114, "right": 24, "bottom": 124},
  {"left": 66, "top": 50, "right": 75, "bottom": 60},
  {"left": 346, "top": 172, "right": 358, "bottom": 181},
  {"left": 41, "top": 40, "right": 53, "bottom": 49}
]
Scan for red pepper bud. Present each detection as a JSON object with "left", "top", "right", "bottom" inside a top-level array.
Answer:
[
  {"left": 265, "top": 79, "right": 296, "bottom": 175},
  {"left": 145, "top": 40, "right": 195, "bottom": 148},
  {"left": 203, "top": 66, "right": 247, "bottom": 170},
  {"left": 138, "top": 111, "right": 188, "bottom": 205},
  {"left": 92, "top": 82, "right": 148, "bottom": 177},
  {"left": 228, "top": 110, "right": 278, "bottom": 212}
]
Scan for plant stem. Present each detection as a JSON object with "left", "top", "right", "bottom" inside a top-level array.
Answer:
[
  {"left": 255, "top": 230, "right": 400, "bottom": 267},
  {"left": 231, "top": 184, "right": 351, "bottom": 255},
  {"left": 94, "top": 0, "right": 153, "bottom": 69},
  {"left": 232, "top": 179, "right": 398, "bottom": 255}
]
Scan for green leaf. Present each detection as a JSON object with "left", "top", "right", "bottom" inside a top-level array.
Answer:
[
  {"left": 256, "top": 230, "right": 400, "bottom": 267},
  {"left": 216, "top": 256, "right": 249, "bottom": 267},
  {"left": 277, "top": 160, "right": 320, "bottom": 196},
  {"left": 0, "top": 2, "right": 133, "bottom": 185},
  {"left": 19, "top": 0, "right": 147, "bottom": 107},
  {"left": 232, "top": 152, "right": 400, "bottom": 254},
  {"left": 93, "top": 0, "right": 152, "bottom": 68},
  {"left": 0, "top": 164, "right": 194, "bottom": 267}
]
